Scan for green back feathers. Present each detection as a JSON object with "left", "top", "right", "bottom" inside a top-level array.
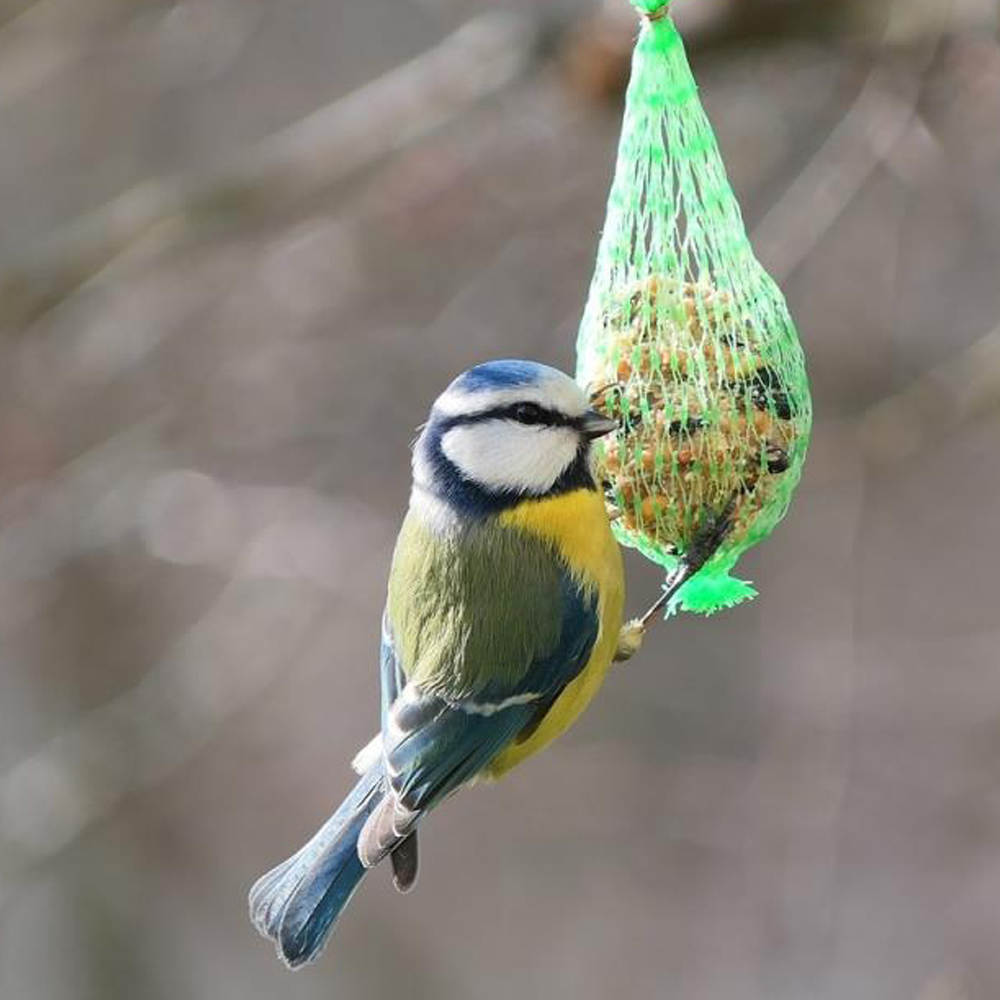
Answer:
[{"left": 387, "top": 513, "right": 567, "bottom": 700}]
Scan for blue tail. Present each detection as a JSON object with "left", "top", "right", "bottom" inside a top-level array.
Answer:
[{"left": 249, "top": 766, "right": 383, "bottom": 968}]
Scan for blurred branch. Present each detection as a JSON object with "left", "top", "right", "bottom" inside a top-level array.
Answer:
[
  {"left": 0, "top": 11, "right": 537, "bottom": 332},
  {"left": 0, "top": 0, "right": 47, "bottom": 29},
  {"left": 0, "top": 416, "right": 381, "bottom": 880},
  {"left": 858, "top": 323, "right": 1000, "bottom": 465},
  {"left": 751, "top": 68, "right": 926, "bottom": 283},
  {"left": 0, "top": 578, "right": 327, "bottom": 882},
  {"left": 750, "top": 0, "right": 947, "bottom": 281},
  {"left": 746, "top": 9, "right": 1000, "bottom": 468}
]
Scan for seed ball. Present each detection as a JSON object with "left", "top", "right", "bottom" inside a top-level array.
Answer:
[{"left": 589, "top": 276, "right": 800, "bottom": 556}]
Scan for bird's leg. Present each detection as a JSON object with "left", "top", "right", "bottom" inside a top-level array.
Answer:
[
  {"left": 640, "top": 494, "right": 739, "bottom": 625},
  {"left": 613, "top": 557, "right": 692, "bottom": 662},
  {"left": 614, "top": 494, "right": 739, "bottom": 662}
]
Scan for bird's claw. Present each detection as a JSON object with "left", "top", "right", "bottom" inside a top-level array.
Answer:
[{"left": 614, "top": 618, "right": 646, "bottom": 662}]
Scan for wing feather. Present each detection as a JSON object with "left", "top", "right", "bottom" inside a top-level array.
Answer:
[
  {"left": 361, "top": 520, "right": 599, "bottom": 868},
  {"left": 361, "top": 513, "right": 601, "bottom": 868},
  {"left": 387, "top": 513, "right": 583, "bottom": 699}
]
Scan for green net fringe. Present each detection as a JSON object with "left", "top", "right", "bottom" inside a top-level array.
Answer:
[{"left": 576, "top": 9, "right": 812, "bottom": 616}]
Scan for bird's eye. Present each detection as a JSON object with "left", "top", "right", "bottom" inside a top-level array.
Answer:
[{"left": 511, "top": 403, "right": 547, "bottom": 425}]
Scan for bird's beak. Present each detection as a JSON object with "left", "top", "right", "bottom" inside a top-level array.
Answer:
[{"left": 579, "top": 409, "right": 619, "bottom": 440}]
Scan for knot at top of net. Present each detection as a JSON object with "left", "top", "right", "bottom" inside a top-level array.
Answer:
[{"left": 630, "top": 0, "right": 671, "bottom": 19}]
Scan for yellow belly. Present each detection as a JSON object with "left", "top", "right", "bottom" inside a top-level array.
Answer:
[{"left": 484, "top": 488, "right": 624, "bottom": 779}]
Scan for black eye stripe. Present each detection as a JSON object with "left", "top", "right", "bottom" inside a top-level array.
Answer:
[
  {"left": 509, "top": 402, "right": 546, "bottom": 425},
  {"left": 442, "top": 403, "right": 573, "bottom": 429}
]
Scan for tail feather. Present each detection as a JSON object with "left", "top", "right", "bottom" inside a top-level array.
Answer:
[
  {"left": 249, "top": 767, "right": 383, "bottom": 968},
  {"left": 277, "top": 809, "right": 371, "bottom": 966},
  {"left": 390, "top": 833, "right": 419, "bottom": 893},
  {"left": 358, "top": 794, "right": 419, "bottom": 868}
]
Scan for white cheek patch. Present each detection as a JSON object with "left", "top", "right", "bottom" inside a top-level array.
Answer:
[{"left": 441, "top": 422, "right": 580, "bottom": 494}]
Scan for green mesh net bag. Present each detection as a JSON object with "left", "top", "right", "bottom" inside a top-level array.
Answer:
[{"left": 576, "top": 0, "right": 812, "bottom": 616}]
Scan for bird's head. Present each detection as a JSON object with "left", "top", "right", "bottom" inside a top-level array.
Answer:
[{"left": 411, "top": 360, "right": 617, "bottom": 522}]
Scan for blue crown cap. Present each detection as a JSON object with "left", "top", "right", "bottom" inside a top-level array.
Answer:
[{"left": 455, "top": 359, "right": 558, "bottom": 393}]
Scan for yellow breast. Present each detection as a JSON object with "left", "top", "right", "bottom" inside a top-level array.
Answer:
[{"left": 484, "top": 488, "right": 625, "bottom": 778}]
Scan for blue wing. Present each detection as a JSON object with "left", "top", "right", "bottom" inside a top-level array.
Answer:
[
  {"left": 378, "top": 611, "right": 406, "bottom": 734},
  {"left": 358, "top": 569, "right": 599, "bottom": 867}
]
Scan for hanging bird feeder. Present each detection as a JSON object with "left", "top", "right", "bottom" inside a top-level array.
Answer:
[{"left": 577, "top": 0, "right": 812, "bottom": 616}]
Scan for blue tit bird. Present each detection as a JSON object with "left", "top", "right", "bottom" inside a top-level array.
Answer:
[{"left": 249, "top": 359, "right": 644, "bottom": 968}]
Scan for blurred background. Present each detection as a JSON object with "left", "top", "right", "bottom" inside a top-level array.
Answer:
[{"left": 1, "top": 0, "right": 999, "bottom": 997}]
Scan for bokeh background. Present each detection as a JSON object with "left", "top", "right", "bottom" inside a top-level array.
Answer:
[{"left": 1, "top": 0, "right": 999, "bottom": 998}]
